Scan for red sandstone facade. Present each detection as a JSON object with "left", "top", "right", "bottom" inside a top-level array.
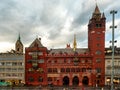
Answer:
[
  {"left": 25, "top": 5, "right": 106, "bottom": 86},
  {"left": 25, "top": 38, "right": 48, "bottom": 86}
]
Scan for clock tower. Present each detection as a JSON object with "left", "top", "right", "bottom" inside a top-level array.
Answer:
[
  {"left": 15, "top": 33, "right": 23, "bottom": 53},
  {"left": 88, "top": 4, "right": 106, "bottom": 86}
]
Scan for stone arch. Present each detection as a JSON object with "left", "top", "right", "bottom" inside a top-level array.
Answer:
[
  {"left": 63, "top": 76, "right": 69, "bottom": 86},
  {"left": 82, "top": 76, "right": 89, "bottom": 85},
  {"left": 72, "top": 76, "right": 79, "bottom": 86}
]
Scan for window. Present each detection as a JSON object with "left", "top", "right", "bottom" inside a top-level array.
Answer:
[
  {"left": 48, "top": 60, "right": 51, "bottom": 63},
  {"left": 32, "top": 62, "right": 38, "bottom": 69},
  {"left": 28, "top": 68, "right": 34, "bottom": 72},
  {"left": 0, "top": 62, "right": 2, "bottom": 66},
  {"left": 119, "top": 61, "right": 120, "bottom": 65},
  {"left": 96, "top": 24, "right": 102, "bottom": 28},
  {"left": 12, "top": 68, "right": 17, "bottom": 71},
  {"left": 96, "top": 50, "right": 102, "bottom": 55},
  {"left": 39, "top": 59, "right": 44, "bottom": 63},
  {"left": 6, "top": 73, "right": 11, "bottom": 77},
  {"left": 96, "top": 24, "right": 99, "bottom": 28},
  {"left": 114, "top": 61, "right": 118, "bottom": 65},
  {"left": 38, "top": 77, "right": 43, "bottom": 82},
  {"left": 12, "top": 62, "right": 17, "bottom": 66},
  {"left": 88, "top": 60, "right": 92, "bottom": 63},
  {"left": 18, "top": 62, "right": 23, "bottom": 66},
  {"left": 76, "top": 68, "right": 81, "bottom": 72},
  {"left": 64, "top": 59, "right": 66, "bottom": 63},
  {"left": 82, "top": 68, "right": 86, "bottom": 72},
  {"left": 0, "top": 68, "right": 5, "bottom": 71},
  {"left": 12, "top": 73, "right": 17, "bottom": 77},
  {"left": 32, "top": 54, "right": 38, "bottom": 59},
  {"left": 97, "top": 75, "right": 101, "bottom": 78},
  {"left": 97, "top": 44, "right": 100, "bottom": 47},
  {"left": 38, "top": 52, "right": 43, "bottom": 55},
  {"left": 96, "top": 58, "right": 101, "bottom": 63},
  {"left": 96, "top": 68, "right": 101, "bottom": 73},
  {"left": 6, "top": 68, "right": 11, "bottom": 71},
  {"left": 48, "top": 77, "right": 52, "bottom": 81},
  {"left": 18, "top": 73, "right": 23, "bottom": 77},
  {"left": 53, "top": 68, "right": 57, "bottom": 73},
  {"left": 61, "top": 68, "right": 65, "bottom": 72},
  {"left": 54, "top": 60, "right": 57, "bottom": 63},
  {"left": 87, "top": 68, "right": 92, "bottom": 72},
  {"left": 6, "top": 62, "right": 12, "bottom": 66},
  {"left": 28, "top": 77, "right": 34, "bottom": 82},
  {"left": 107, "top": 60, "right": 111, "bottom": 64},
  {"left": 48, "top": 68, "right": 52, "bottom": 73},
  {"left": 54, "top": 77, "right": 57, "bottom": 81},
  {"left": 18, "top": 68, "right": 24, "bottom": 71},
  {"left": 71, "top": 68, "right": 75, "bottom": 72},
  {"left": 67, "top": 59, "right": 71, "bottom": 63},
  {"left": 29, "top": 52, "right": 38, "bottom": 59},
  {"left": 66, "top": 68, "right": 70, "bottom": 72},
  {"left": 58, "top": 59, "right": 63, "bottom": 63},
  {"left": 81, "top": 59, "right": 85, "bottom": 63},
  {"left": 0, "top": 73, "right": 5, "bottom": 77}
]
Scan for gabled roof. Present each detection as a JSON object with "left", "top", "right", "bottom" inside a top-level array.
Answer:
[{"left": 29, "top": 38, "right": 44, "bottom": 48}]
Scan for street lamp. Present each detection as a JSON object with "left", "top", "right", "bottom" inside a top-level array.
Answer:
[{"left": 110, "top": 10, "right": 117, "bottom": 90}]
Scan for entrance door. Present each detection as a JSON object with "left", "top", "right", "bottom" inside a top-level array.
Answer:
[
  {"left": 63, "top": 76, "right": 69, "bottom": 86},
  {"left": 72, "top": 76, "right": 79, "bottom": 86},
  {"left": 82, "top": 76, "right": 89, "bottom": 85}
]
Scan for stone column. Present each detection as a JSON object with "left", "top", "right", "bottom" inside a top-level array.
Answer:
[{"left": 69, "top": 74, "right": 72, "bottom": 86}]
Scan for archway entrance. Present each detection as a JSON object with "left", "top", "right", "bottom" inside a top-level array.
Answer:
[
  {"left": 63, "top": 76, "right": 69, "bottom": 86},
  {"left": 72, "top": 76, "right": 79, "bottom": 86},
  {"left": 82, "top": 76, "right": 89, "bottom": 85}
]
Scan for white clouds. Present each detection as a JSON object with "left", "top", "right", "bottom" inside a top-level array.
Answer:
[
  {"left": 0, "top": 42, "right": 14, "bottom": 52},
  {"left": 0, "top": 0, "right": 120, "bottom": 52}
]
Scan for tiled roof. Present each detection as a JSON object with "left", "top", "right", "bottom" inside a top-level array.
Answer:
[{"left": 48, "top": 48, "right": 89, "bottom": 55}]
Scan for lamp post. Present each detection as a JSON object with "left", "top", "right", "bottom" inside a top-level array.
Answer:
[{"left": 110, "top": 10, "right": 117, "bottom": 90}]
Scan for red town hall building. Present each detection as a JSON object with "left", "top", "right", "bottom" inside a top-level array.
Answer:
[{"left": 25, "top": 5, "right": 106, "bottom": 86}]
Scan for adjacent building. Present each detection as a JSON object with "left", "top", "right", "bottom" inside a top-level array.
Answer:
[
  {"left": 25, "top": 5, "right": 106, "bottom": 86},
  {"left": 0, "top": 34, "right": 24, "bottom": 85},
  {"left": 105, "top": 48, "right": 120, "bottom": 85},
  {"left": 25, "top": 38, "right": 48, "bottom": 86}
]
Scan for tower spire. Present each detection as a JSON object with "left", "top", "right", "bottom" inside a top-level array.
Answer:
[
  {"left": 94, "top": 4, "right": 100, "bottom": 14},
  {"left": 18, "top": 33, "right": 21, "bottom": 41},
  {"left": 102, "top": 12, "right": 105, "bottom": 18},
  {"left": 92, "top": 4, "right": 101, "bottom": 19},
  {"left": 15, "top": 33, "right": 23, "bottom": 53},
  {"left": 73, "top": 34, "right": 77, "bottom": 51}
]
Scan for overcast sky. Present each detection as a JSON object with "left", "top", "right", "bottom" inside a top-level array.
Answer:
[{"left": 0, "top": 0, "right": 120, "bottom": 52}]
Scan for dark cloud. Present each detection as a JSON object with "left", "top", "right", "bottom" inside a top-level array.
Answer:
[{"left": 0, "top": 0, "right": 120, "bottom": 52}]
